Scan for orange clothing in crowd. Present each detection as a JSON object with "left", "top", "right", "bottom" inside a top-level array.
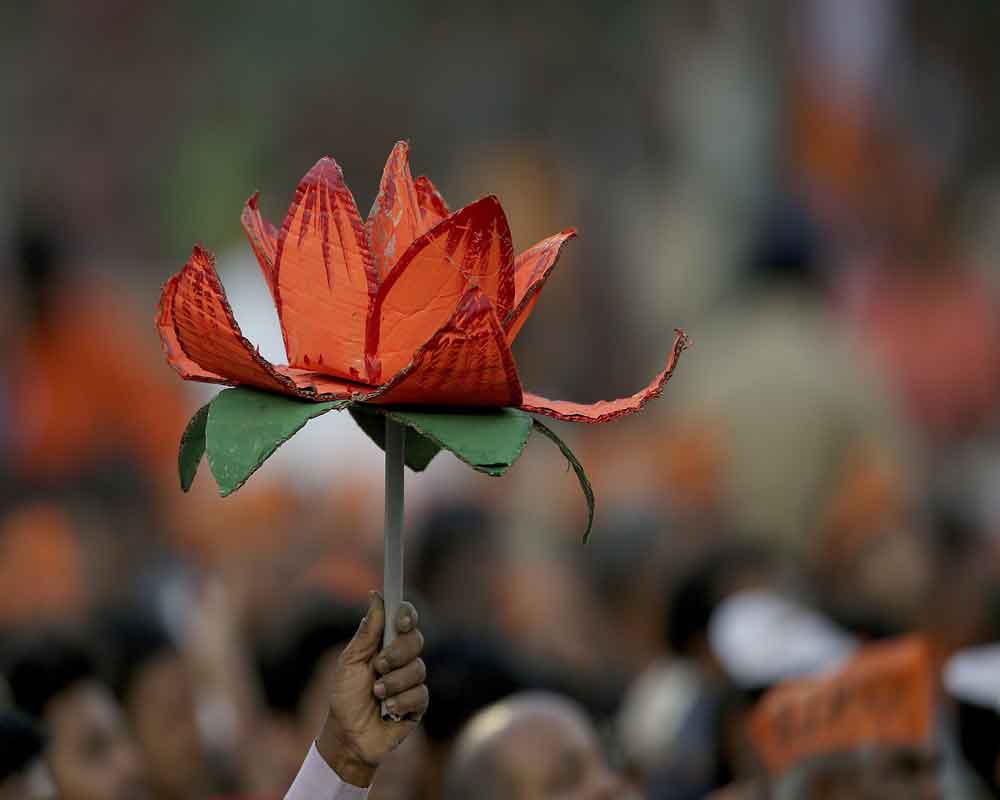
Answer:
[{"left": 8, "top": 282, "right": 189, "bottom": 484}]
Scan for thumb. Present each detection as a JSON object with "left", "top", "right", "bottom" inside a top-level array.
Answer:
[{"left": 341, "top": 591, "right": 385, "bottom": 664}]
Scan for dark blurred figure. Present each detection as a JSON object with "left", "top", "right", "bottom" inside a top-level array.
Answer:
[
  {"left": 410, "top": 503, "right": 501, "bottom": 632},
  {"left": 636, "top": 545, "right": 778, "bottom": 799},
  {"left": 0, "top": 710, "right": 54, "bottom": 799},
  {"left": 253, "top": 593, "right": 364, "bottom": 793},
  {"left": 3, "top": 632, "right": 147, "bottom": 800},
  {"left": 98, "top": 608, "right": 212, "bottom": 800},
  {"left": 443, "top": 692, "right": 635, "bottom": 800},
  {"left": 13, "top": 208, "right": 66, "bottom": 328},
  {"left": 579, "top": 507, "right": 672, "bottom": 681},
  {"left": 416, "top": 633, "right": 527, "bottom": 800}
]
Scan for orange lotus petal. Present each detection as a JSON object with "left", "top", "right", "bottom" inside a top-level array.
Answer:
[
  {"left": 157, "top": 272, "right": 227, "bottom": 383},
  {"left": 414, "top": 174, "right": 450, "bottom": 226},
  {"left": 241, "top": 192, "right": 279, "bottom": 301},
  {"left": 274, "top": 157, "right": 378, "bottom": 382},
  {"left": 368, "top": 141, "right": 424, "bottom": 281},
  {"left": 504, "top": 229, "right": 577, "bottom": 343},
  {"left": 366, "top": 196, "right": 516, "bottom": 383},
  {"left": 520, "top": 329, "right": 690, "bottom": 422},
  {"left": 374, "top": 287, "right": 523, "bottom": 407},
  {"left": 163, "top": 246, "right": 301, "bottom": 396}
]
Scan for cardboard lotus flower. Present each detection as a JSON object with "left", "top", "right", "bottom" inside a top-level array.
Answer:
[{"left": 158, "top": 141, "right": 689, "bottom": 540}]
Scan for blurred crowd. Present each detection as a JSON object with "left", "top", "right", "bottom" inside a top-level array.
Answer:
[{"left": 4, "top": 0, "right": 1000, "bottom": 797}]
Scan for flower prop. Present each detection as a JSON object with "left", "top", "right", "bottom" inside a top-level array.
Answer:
[{"left": 158, "top": 142, "right": 688, "bottom": 707}]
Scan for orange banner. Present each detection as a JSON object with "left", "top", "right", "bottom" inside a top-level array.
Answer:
[{"left": 747, "top": 636, "right": 933, "bottom": 775}]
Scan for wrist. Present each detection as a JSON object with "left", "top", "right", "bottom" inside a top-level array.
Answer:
[{"left": 316, "top": 717, "right": 377, "bottom": 788}]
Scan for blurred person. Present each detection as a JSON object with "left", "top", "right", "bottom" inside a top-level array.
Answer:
[
  {"left": 409, "top": 503, "right": 501, "bottom": 632},
  {"left": 3, "top": 632, "right": 148, "bottom": 800},
  {"left": 921, "top": 500, "right": 999, "bottom": 658},
  {"left": 812, "top": 445, "right": 934, "bottom": 639},
  {"left": 7, "top": 207, "right": 187, "bottom": 487},
  {"left": 253, "top": 593, "right": 368, "bottom": 792},
  {"left": 646, "top": 587, "right": 856, "bottom": 799},
  {"left": 286, "top": 592, "right": 429, "bottom": 798},
  {"left": 0, "top": 710, "right": 55, "bottom": 799},
  {"left": 416, "top": 633, "right": 528, "bottom": 800},
  {"left": 836, "top": 223, "right": 1000, "bottom": 446},
  {"left": 495, "top": 552, "right": 612, "bottom": 685},
  {"left": 98, "top": 608, "right": 213, "bottom": 800},
  {"left": 633, "top": 545, "right": 779, "bottom": 798},
  {"left": 7, "top": 209, "right": 188, "bottom": 611},
  {"left": 579, "top": 508, "right": 672, "bottom": 681},
  {"left": 0, "top": 501, "right": 84, "bottom": 626},
  {"left": 442, "top": 692, "right": 635, "bottom": 800},
  {"left": 657, "top": 196, "right": 914, "bottom": 561}
]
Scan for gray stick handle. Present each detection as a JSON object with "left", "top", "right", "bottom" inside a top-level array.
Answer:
[{"left": 381, "top": 418, "right": 405, "bottom": 721}]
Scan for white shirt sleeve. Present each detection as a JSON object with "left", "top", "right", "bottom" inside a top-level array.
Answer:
[{"left": 284, "top": 743, "right": 370, "bottom": 800}]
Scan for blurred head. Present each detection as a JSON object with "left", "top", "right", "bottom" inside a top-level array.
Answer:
[
  {"left": 255, "top": 594, "right": 362, "bottom": 789},
  {"left": 443, "top": 692, "right": 633, "bottom": 800},
  {"left": 0, "top": 710, "right": 54, "bottom": 800},
  {"left": 580, "top": 507, "right": 669, "bottom": 674},
  {"left": 12, "top": 206, "right": 67, "bottom": 327},
  {"left": 4, "top": 633, "right": 147, "bottom": 800},
  {"left": 100, "top": 609, "right": 207, "bottom": 800},
  {"left": 745, "top": 194, "right": 824, "bottom": 294},
  {"left": 666, "top": 544, "right": 778, "bottom": 668},
  {"left": 411, "top": 503, "right": 501, "bottom": 631},
  {"left": 414, "top": 633, "right": 527, "bottom": 798}
]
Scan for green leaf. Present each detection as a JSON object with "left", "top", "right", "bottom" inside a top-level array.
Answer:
[
  {"left": 349, "top": 406, "right": 441, "bottom": 471},
  {"left": 205, "top": 387, "right": 346, "bottom": 496},
  {"left": 352, "top": 406, "right": 534, "bottom": 476},
  {"left": 531, "top": 420, "right": 595, "bottom": 542},
  {"left": 178, "top": 402, "right": 211, "bottom": 492}
]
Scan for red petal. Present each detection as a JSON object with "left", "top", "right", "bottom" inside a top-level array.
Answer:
[
  {"left": 164, "top": 246, "right": 300, "bottom": 396},
  {"left": 414, "top": 175, "right": 450, "bottom": 225},
  {"left": 367, "top": 141, "right": 424, "bottom": 281},
  {"left": 241, "top": 192, "right": 279, "bottom": 300},
  {"left": 504, "top": 229, "right": 577, "bottom": 342},
  {"left": 520, "top": 330, "right": 690, "bottom": 422},
  {"left": 157, "top": 272, "right": 225, "bottom": 383},
  {"left": 366, "top": 196, "right": 516, "bottom": 382},
  {"left": 274, "top": 157, "right": 378, "bottom": 382},
  {"left": 374, "top": 287, "right": 523, "bottom": 407}
]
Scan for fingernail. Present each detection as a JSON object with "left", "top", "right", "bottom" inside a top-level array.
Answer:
[
  {"left": 373, "top": 681, "right": 386, "bottom": 699},
  {"left": 385, "top": 699, "right": 397, "bottom": 713}
]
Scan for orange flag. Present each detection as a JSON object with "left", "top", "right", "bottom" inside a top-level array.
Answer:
[{"left": 747, "top": 636, "right": 934, "bottom": 775}]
